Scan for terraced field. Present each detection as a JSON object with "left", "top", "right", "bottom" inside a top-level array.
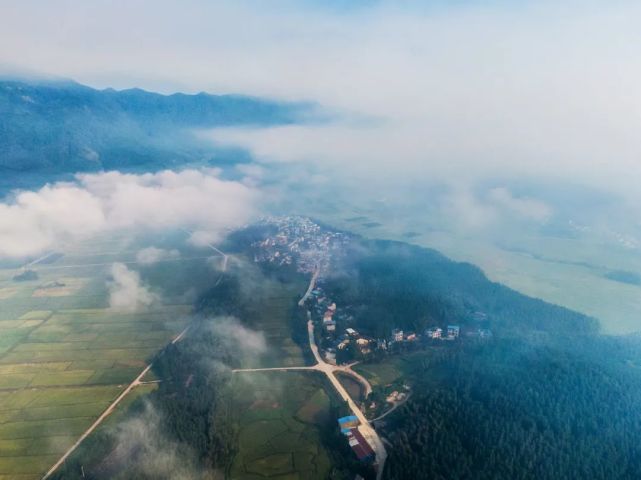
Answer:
[{"left": 0, "top": 232, "right": 205, "bottom": 478}]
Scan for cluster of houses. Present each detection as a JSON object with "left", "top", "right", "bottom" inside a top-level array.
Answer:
[
  {"left": 311, "top": 283, "right": 494, "bottom": 365},
  {"left": 252, "top": 216, "right": 351, "bottom": 275},
  {"left": 310, "top": 287, "right": 376, "bottom": 363}
]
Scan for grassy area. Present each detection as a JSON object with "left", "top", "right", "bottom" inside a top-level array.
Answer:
[
  {"left": 353, "top": 359, "right": 404, "bottom": 388},
  {"left": 335, "top": 372, "right": 364, "bottom": 403},
  {"left": 229, "top": 371, "right": 333, "bottom": 480},
  {"left": 0, "top": 231, "right": 206, "bottom": 478}
]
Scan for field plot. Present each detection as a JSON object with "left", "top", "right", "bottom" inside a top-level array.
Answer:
[
  {"left": 229, "top": 371, "right": 333, "bottom": 480},
  {"left": 335, "top": 372, "right": 364, "bottom": 403},
  {"left": 240, "top": 278, "right": 309, "bottom": 369},
  {"left": 0, "top": 231, "right": 207, "bottom": 478}
]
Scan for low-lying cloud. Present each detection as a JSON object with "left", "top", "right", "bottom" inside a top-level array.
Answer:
[
  {"left": 108, "top": 263, "right": 158, "bottom": 312},
  {"left": 209, "top": 317, "right": 267, "bottom": 354},
  {"left": 0, "top": 168, "right": 258, "bottom": 259},
  {"left": 136, "top": 246, "right": 181, "bottom": 265},
  {"left": 102, "top": 401, "right": 208, "bottom": 480}
]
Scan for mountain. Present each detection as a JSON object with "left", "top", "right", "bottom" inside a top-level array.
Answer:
[{"left": 0, "top": 78, "right": 308, "bottom": 177}]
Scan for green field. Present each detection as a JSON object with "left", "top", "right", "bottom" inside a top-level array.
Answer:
[
  {"left": 353, "top": 359, "right": 405, "bottom": 389},
  {"left": 239, "top": 275, "right": 309, "bottom": 369},
  {"left": 335, "top": 372, "right": 364, "bottom": 403},
  {"left": 0, "top": 231, "right": 207, "bottom": 478},
  {"left": 229, "top": 371, "right": 333, "bottom": 480}
]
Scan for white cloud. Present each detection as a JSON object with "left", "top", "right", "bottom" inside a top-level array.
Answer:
[
  {"left": 0, "top": 168, "right": 258, "bottom": 259},
  {"left": 487, "top": 187, "right": 552, "bottom": 223},
  {"left": 0, "top": 185, "right": 106, "bottom": 258},
  {"left": 442, "top": 186, "right": 552, "bottom": 231},
  {"left": 2, "top": 1, "right": 641, "bottom": 198},
  {"left": 136, "top": 246, "right": 181, "bottom": 265},
  {"left": 108, "top": 263, "right": 158, "bottom": 312},
  {"left": 208, "top": 317, "right": 267, "bottom": 356}
]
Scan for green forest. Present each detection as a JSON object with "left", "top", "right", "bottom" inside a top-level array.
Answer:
[{"left": 319, "top": 239, "right": 641, "bottom": 479}]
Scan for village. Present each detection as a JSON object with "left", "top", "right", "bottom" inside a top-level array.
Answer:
[
  {"left": 307, "top": 283, "right": 487, "bottom": 365},
  {"left": 251, "top": 215, "right": 351, "bottom": 275},
  {"left": 251, "top": 216, "right": 494, "bottom": 471}
]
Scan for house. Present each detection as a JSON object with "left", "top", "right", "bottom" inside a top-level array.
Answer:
[
  {"left": 447, "top": 325, "right": 460, "bottom": 339},
  {"left": 326, "top": 322, "right": 336, "bottom": 332},
  {"left": 346, "top": 328, "right": 358, "bottom": 337},
  {"left": 338, "top": 415, "right": 360, "bottom": 434},
  {"left": 345, "top": 428, "right": 376, "bottom": 462},
  {"left": 406, "top": 332, "right": 417, "bottom": 341},
  {"left": 391, "top": 328, "right": 403, "bottom": 342},
  {"left": 426, "top": 327, "right": 442, "bottom": 339}
]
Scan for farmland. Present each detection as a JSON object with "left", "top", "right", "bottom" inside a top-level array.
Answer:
[
  {"left": 353, "top": 360, "right": 404, "bottom": 389},
  {"left": 229, "top": 371, "right": 333, "bottom": 480},
  {"left": 235, "top": 271, "right": 309, "bottom": 369},
  {"left": 0, "top": 231, "right": 215, "bottom": 478}
]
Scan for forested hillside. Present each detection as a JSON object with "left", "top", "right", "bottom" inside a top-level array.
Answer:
[
  {"left": 0, "top": 78, "right": 306, "bottom": 176},
  {"left": 384, "top": 335, "right": 641, "bottom": 479},
  {"left": 323, "top": 239, "right": 597, "bottom": 337},
  {"left": 318, "top": 240, "right": 641, "bottom": 479}
]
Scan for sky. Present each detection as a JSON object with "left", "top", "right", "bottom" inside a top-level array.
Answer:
[
  {"left": 2, "top": 0, "right": 641, "bottom": 199},
  {"left": 2, "top": 0, "right": 641, "bottom": 233}
]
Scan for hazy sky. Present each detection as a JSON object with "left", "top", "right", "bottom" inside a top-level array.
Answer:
[
  {"left": 2, "top": 1, "right": 640, "bottom": 200},
  {"left": 2, "top": 0, "right": 641, "bottom": 234}
]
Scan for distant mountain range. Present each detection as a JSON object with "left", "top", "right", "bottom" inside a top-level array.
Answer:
[{"left": 0, "top": 78, "right": 309, "bottom": 179}]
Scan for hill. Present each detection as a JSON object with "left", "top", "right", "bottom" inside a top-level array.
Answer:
[{"left": 0, "top": 78, "right": 307, "bottom": 180}]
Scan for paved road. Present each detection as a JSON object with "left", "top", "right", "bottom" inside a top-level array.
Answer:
[
  {"left": 233, "top": 366, "right": 315, "bottom": 373},
  {"left": 372, "top": 393, "right": 411, "bottom": 422},
  {"left": 305, "top": 319, "right": 388, "bottom": 479},
  {"left": 233, "top": 312, "right": 387, "bottom": 479},
  {"left": 298, "top": 266, "right": 320, "bottom": 306}
]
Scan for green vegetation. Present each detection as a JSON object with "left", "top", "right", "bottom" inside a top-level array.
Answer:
[
  {"left": 229, "top": 371, "right": 333, "bottom": 479},
  {"left": 353, "top": 359, "right": 404, "bottom": 388},
  {"left": 334, "top": 372, "right": 364, "bottom": 403},
  {"left": 323, "top": 239, "right": 596, "bottom": 338},
  {"left": 314, "top": 239, "right": 641, "bottom": 480},
  {"left": 0, "top": 232, "right": 210, "bottom": 478},
  {"left": 49, "top": 262, "right": 359, "bottom": 479},
  {"left": 385, "top": 336, "right": 641, "bottom": 479}
]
